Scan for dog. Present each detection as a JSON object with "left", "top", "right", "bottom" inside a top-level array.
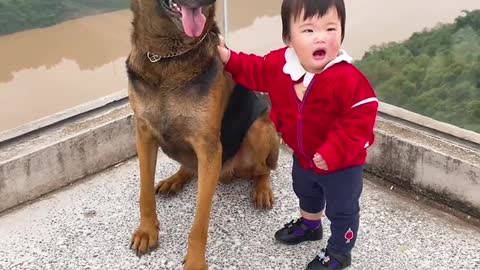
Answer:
[{"left": 126, "top": 0, "right": 280, "bottom": 269}]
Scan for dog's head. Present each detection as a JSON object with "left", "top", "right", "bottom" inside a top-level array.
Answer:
[{"left": 132, "top": 0, "right": 216, "bottom": 38}]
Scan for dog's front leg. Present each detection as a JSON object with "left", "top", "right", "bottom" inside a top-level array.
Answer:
[
  {"left": 183, "top": 137, "right": 221, "bottom": 270},
  {"left": 130, "top": 120, "right": 160, "bottom": 256}
]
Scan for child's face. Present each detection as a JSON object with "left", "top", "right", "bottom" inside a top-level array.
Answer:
[{"left": 287, "top": 6, "right": 342, "bottom": 74}]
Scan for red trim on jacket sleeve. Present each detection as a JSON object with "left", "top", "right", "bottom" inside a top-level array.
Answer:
[
  {"left": 316, "top": 77, "right": 378, "bottom": 171},
  {"left": 224, "top": 50, "right": 269, "bottom": 93}
]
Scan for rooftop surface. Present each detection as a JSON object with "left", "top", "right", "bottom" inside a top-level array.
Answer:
[{"left": 1, "top": 149, "right": 479, "bottom": 270}]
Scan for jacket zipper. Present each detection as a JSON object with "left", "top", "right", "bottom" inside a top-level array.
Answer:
[{"left": 291, "top": 79, "right": 315, "bottom": 168}]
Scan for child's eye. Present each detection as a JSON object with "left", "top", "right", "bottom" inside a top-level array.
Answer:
[
  {"left": 327, "top": 28, "right": 336, "bottom": 32},
  {"left": 302, "top": 29, "right": 314, "bottom": 33}
]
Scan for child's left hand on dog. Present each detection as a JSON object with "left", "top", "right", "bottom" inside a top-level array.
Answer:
[{"left": 217, "top": 34, "right": 230, "bottom": 64}]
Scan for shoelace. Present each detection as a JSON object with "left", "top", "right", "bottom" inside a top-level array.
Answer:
[
  {"left": 283, "top": 219, "right": 302, "bottom": 233},
  {"left": 317, "top": 249, "right": 328, "bottom": 262},
  {"left": 317, "top": 249, "right": 341, "bottom": 268}
]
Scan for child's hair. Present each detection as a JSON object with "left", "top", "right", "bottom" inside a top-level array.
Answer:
[{"left": 281, "top": 0, "right": 346, "bottom": 43}]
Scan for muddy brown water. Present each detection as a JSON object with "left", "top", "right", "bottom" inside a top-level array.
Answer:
[{"left": 1, "top": 0, "right": 478, "bottom": 133}]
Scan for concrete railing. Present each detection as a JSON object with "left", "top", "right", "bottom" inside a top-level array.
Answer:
[
  {"left": 367, "top": 103, "right": 480, "bottom": 218},
  {"left": 1, "top": 98, "right": 479, "bottom": 219},
  {"left": 0, "top": 98, "right": 136, "bottom": 213}
]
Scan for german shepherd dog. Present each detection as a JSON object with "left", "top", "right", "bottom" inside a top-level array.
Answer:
[{"left": 126, "top": 0, "right": 279, "bottom": 268}]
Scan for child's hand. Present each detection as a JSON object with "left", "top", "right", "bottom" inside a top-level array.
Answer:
[
  {"left": 217, "top": 34, "right": 230, "bottom": 64},
  {"left": 313, "top": 153, "right": 328, "bottom": 170}
]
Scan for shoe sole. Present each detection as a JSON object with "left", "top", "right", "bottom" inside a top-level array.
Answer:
[{"left": 274, "top": 237, "right": 322, "bottom": 246}]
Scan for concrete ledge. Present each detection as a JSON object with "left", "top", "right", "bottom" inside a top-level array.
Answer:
[
  {"left": 0, "top": 90, "right": 128, "bottom": 143},
  {"left": 378, "top": 102, "right": 480, "bottom": 151},
  {"left": 366, "top": 115, "right": 480, "bottom": 218},
  {"left": 1, "top": 99, "right": 479, "bottom": 219},
  {"left": 0, "top": 101, "right": 136, "bottom": 213}
]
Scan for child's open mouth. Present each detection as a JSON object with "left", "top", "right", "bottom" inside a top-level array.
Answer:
[{"left": 313, "top": 49, "right": 326, "bottom": 60}]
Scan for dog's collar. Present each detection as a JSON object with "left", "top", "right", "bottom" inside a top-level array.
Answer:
[{"left": 146, "top": 31, "right": 211, "bottom": 63}]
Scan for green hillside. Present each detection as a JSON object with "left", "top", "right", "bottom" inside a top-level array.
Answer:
[
  {"left": 355, "top": 10, "right": 480, "bottom": 133},
  {"left": 0, "top": 0, "right": 129, "bottom": 36}
]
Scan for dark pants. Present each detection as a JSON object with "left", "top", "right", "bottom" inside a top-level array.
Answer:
[{"left": 292, "top": 155, "right": 363, "bottom": 255}]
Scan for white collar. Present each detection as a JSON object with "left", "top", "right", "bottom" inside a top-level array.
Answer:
[{"left": 282, "top": 47, "right": 353, "bottom": 87}]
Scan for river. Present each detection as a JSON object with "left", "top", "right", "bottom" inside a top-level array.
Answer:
[{"left": 0, "top": 0, "right": 478, "bottom": 133}]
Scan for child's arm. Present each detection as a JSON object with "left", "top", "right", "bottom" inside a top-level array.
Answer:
[
  {"left": 217, "top": 36, "right": 270, "bottom": 93},
  {"left": 315, "top": 76, "right": 379, "bottom": 171}
]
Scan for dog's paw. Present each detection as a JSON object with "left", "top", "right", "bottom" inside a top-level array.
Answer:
[
  {"left": 155, "top": 179, "right": 185, "bottom": 195},
  {"left": 183, "top": 252, "right": 208, "bottom": 270},
  {"left": 130, "top": 221, "right": 159, "bottom": 257},
  {"left": 251, "top": 187, "right": 274, "bottom": 209}
]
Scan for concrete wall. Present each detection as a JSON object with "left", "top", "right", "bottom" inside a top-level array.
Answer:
[
  {"left": 366, "top": 117, "right": 480, "bottom": 218},
  {"left": 1, "top": 101, "right": 479, "bottom": 218},
  {"left": 0, "top": 103, "right": 136, "bottom": 212}
]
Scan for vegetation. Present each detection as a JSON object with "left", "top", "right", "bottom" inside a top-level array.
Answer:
[
  {"left": 0, "top": 0, "right": 129, "bottom": 36},
  {"left": 355, "top": 10, "right": 480, "bottom": 133}
]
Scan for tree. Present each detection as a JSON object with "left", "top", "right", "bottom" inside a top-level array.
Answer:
[{"left": 355, "top": 10, "right": 480, "bottom": 133}]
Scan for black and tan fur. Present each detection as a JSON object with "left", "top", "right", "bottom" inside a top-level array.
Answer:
[{"left": 126, "top": 0, "right": 279, "bottom": 269}]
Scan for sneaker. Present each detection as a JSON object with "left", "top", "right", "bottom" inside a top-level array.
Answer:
[
  {"left": 306, "top": 249, "right": 351, "bottom": 270},
  {"left": 274, "top": 218, "right": 322, "bottom": 245}
]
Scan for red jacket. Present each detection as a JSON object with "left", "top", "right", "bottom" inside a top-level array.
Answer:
[{"left": 225, "top": 47, "right": 378, "bottom": 174}]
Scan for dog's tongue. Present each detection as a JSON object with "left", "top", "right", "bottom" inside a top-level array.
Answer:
[{"left": 180, "top": 6, "right": 206, "bottom": 37}]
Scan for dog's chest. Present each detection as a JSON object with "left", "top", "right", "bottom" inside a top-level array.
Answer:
[
  {"left": 140, "top": 93, "right": 207, "bottom": 137},
  {"left": 133, "top": 96, "right": 200, "bottom": 167},
  {"left": 128, "top": 58, "right": 223, "bottom": 168}
]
